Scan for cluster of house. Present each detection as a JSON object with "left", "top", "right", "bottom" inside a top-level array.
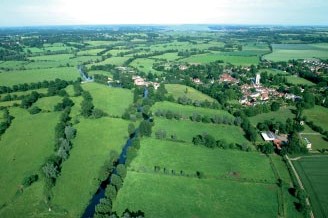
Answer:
[
  {"left": 132, "top": 76, "right": 160, "bottom": 90},
  {"left": 303, "top": 59, "right": 328, "bottom": 74},
  {"left": 261, "top": 131, "right": 312, "bottom": 150},
  {"left": 239, "top": 74, "right": 284, "bottom": 106}
]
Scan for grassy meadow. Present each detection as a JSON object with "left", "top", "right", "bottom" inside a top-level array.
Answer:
[
  {"left": 0, "top": 108, "right": 60, "bottom": 216},
  {"left": 165, "top": 84, "right": 215, "bottom": 102},
  {"left": 264, "top": 43, "right": 328, "bottom": 61},
  {"left": 249, "top": 107, "right": 295, "bottom": 126},
  {"left": 51, "top": 117, "right": 130, "bottom": 217},
  {"left": 82, "top": 83, "right": 133, "bottom": 117},
  {"left": 153, "top": 118, "right": 249, "bottom": 146},
  {"left": 152, "top": 101, "right": 232, "bottom": 119},
  {"left": 0, "top": 67, "right": 79, "bottom": 86},
  {"left": 304, "top": 106, "right": 328, "bottom": 132}
]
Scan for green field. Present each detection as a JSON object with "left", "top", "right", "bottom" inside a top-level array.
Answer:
[
  {"left": 113, "top": 138, "right": 279, "bottom": 217},
  {"left": 165, "top": 84, "right": 215, "bottom": 102},
  {"left": 181, "top": 52, "right": 260, "bottom": 66},
  {"left": 82, "top": 83, "right": 133, "bottom": 117},
  {"left": 0, "top": 108, "right": 60, "bottom": 216},
  {"left": 113, "top": 172, "right": 278, "bottom": 218},
  {"left": 286, "top": 75, "right": 315, "bottom": 85},
  {"left": 153, "top": 118, "right": 249, "bottom": 146},
  {"left": 293, "top": 156, "right": 328, "bottom": 218},
  {"left": 89, "top": 56, "right": 130, "bottom": 66},
  {"left": 51, "top": 117, "right": 129, "bottom": 217},
  {"left": 304, "top": 106, "right": 328, "bottom": 132},
  {"left": 151, "top": 52, "right": 181, "bottom": 61},
  {"left": 249, "top": 107, "right": 295, "bottom": 126},
  {"left": 131, "top": 138, "right": 274, "bottom": 181},
  {"left": 264, "top": 43, "right": 328, "bottom": 61},
  {"left": 129, "top": 58, "right": 161, "bottom": 74},
  {"left": 0, "top": 67, "right": 79, "bottom": 86},
  {"left": 152, "top": 101, "right": 232, "bottom": 119},
  {"left": 87, "top": 70, "right": 113, "bottom": 78},
  {"left": 300, "top": 134, "right": 328, "bottom": 150},
  {"left": 32, "top": 96, "right": 63, "bottom": 112}
]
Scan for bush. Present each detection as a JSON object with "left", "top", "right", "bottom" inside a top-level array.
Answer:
[
  {"left": 22, "top": 174, "right": 38, "bottom": 187},
  {"left": 29, "top": 106, "right": 41, "bottom": 114}
]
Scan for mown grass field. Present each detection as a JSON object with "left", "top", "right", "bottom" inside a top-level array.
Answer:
[
  {"left": 249, "top": 107, "right": 295, "bottom": 126},
  {"left": 113, "top": 172, "right": 278, "bottom": 218},
  {"left": 181, "top": 52, "right": 260, "bottom": 66},
  {"left": 129, "top": 58, "right": 161, "bottom": 74},
  {"left": 51, "top": 117, "right": 130, "bottom": 217},
  {"left": 286, "top": 75, "right": 315, "bottom": 85},
  {"left": 82, "top": 83, "right": 133, "bottom": 117},
  {"left": 113, "top": 136, "right": 279, "bottom": 217},
  {"left": 87, "top": 70, "right": 113, "bottom": 78},
  {"left": 0, "top": 67, "right": 79, "bottom": 86},
  {"left": 89, "top": 56, "right": 129, "bottom": 66},
  {"left": 165, "top": 84, "right": 215, "bottom": 102},
  {"left": 293, "top": 156, "right": 328, "bottom": 218},
  {"left": 0, "top": 108, "right": 60, "bottom": 216},
  {"left": 32, "top": 96, "right": 63, "bottom": 112},
  {"left": 264, "top": 43, "right": 328, "bottom": 61},
  {"left": 131, "top": 138, "right": 275, "bottom": 181},
  {"left": 152, "top": 101, "right": 232, "bottom": 119},
  {"left": 153, "top": 118, "right": 249, "bottom": 146},
  {"left": 304, "top": 106, "right": 328, "bottom": 132}
]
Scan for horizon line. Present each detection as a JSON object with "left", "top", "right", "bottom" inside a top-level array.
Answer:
[{"left": 1, "top": 23, "right": 328, "bottom": 29}]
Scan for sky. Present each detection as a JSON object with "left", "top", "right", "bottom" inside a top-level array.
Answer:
[{"left": 1, "top": 0, "right": 327, "bottom": 26}]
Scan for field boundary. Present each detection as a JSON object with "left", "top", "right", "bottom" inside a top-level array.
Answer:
[{"left": 285, "top": 155, "right": 314, "bottom": 218}]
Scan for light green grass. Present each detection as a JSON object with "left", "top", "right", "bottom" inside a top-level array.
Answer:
[
  {"left": 293, "top": 156, "right": 328, "bottom": 218},
  {"left": 0, "top": 61, "right": 29, "bottom": 70},
  {"left": 132, "top": 138, "right": 274, "bottom": 181},
  {"left": 153, "top": 118, "right": 249, "bottom": 145},
  {"left": 87, "top": 70, "right": 113, "bottom": 78},
  {"left": 77, "top": 49, "right": 105, "bottom": 56},
  {"left": 264, "top": 43, "right": 328, "bottom": 61},
  {"left": 82, "top": 83, "right": 133, "bottom": 117},
  {"left": 152, "top": 101, "right": 231, "bottom": 119},
  {"left": 51, "top": 117, "right": 129, "bottom": 217},
  {"left": 32, "top": 96, "right": 63, "bottom": 112},
  {"left": 113, "top": 171, "right": 278, "bottom": 218},
  {"left": 0, "top": 108, "right": 60, "bottom": 210},
  {"left": 304, "top": 106, "right": 328, "bottom": 132},
  {"left": 165, "top": 84, "right": 215, "bottom": 102},
  {"left": 181, "top": 52, "right": 259, "bottom": 66},
  {"left": 249, "top": 107, "right": 295, "bottom": 126},
  {"left": 0, "top": 100, "right": 21, "bottom": 107},
  {"left": 0, "top": 67, "right": 79, "bottom": 86},
  {"left": 129, "top": 58, "right": 161, "bottom": 74},
  {"left": 286, "top": 75, "right": 315, "bottom": 85},
  {"left": 89, "top": 56, "right": 130, "bottom": 66},
  {"left": 300, "top": 134, "right": 328, "bottom": 150}
]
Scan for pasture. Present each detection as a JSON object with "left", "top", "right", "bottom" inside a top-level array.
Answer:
[
  {"left": 264, "top": 43, "right": 328, "bottom": 61},
  {"left": 304, "top": 106, "right": 328, "bottom": 132},
  {"left": 32, "top": 96, "right": 63, "bottom": 112},
  {"left": 113, "top": 172, "right": 278, "bottom": 218},
  {"left": 181, "top": 52, "right": 259, "bottom": 66},
  {"left": 286, "top": 75, "right": 314, "bottom": 86},
  {"left": 293, "top": 156, "right": 328, "bottom": 218},
  {"left": 0, "top": 108, "right": 60, "bottom": 215},
  {"left": 152, "top": 101, "right": 232, "bottom": 119},
  {"left": 51, "top": 117, "right": 130, "bottom": 217},
  {"left": 129, "top": 58, "right": 161, "bottom": 74},
  {"left": 82, "top": 83, "right": 133, "bottom": 117},
  {"left": 299, "top": 134, "right": 328, "bottom": 151},
  {"left": 249, "top": 107, "right": 295, "bottom": 126},
  {"left": 0, "top": 67, "right": 79, "bottom": 86},
  {"left": 153, "top": 118, "right": 250, "bottom": 146},
  {"left": 131, "top": 138, "right": 275, "bottom": 181},
  {"left": 165, "top": 84, "right": 215, "bottom": 102}
]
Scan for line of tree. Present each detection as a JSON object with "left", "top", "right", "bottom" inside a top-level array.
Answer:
[
  {"left": 0, "top": 78, "right": 75, "bottom": 94},
  {"left": 0, "top": 108, "right": 14, "bottom": 137},
  {"left": 42, "top": 106, "right": 76, "bottom": 202},
  {"left": 192, "top": 133, "right": 252, "bottom": 151},
  {"left": 80, "top": 91, "right": 107, "bottom": 119}
]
